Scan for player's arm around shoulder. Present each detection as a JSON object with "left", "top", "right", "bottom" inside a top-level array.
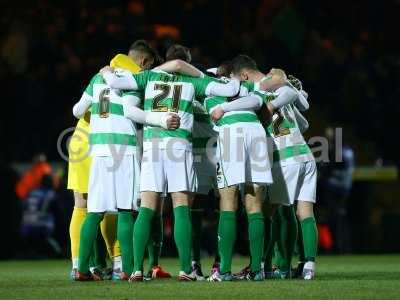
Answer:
[
  {"left": 121, "top": 90, "right": 147, "bottom": 124},
  {"left": 121, "top": 90, "right": 180, "bottom": 130},
  {"left": 100, "top": 66, "right": 149, "bottom": 91},
  {"left": 287, "top": 74, "right": 310, "bottom": 111},
  {"left": 261, "top": 85, "right": 297, "bottom": 114},
  {"left": 193, "top": 75, "right": 240, "bottom": 98},
  {"left": 154, "top": 59, "right": 203, "bottom": 77},
  {"left": 239, "top": 80, "right": 255, "bottom": 96},
  {"left": 210, "top": 93, "right": 263, "bottom": 122},
  {"left": 295, "top": 89, "right": 310, "bottom": 111}
]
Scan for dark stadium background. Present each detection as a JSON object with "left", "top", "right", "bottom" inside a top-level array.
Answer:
[{"left": 1, "top": 0, "right": 399, "bottom": 259}]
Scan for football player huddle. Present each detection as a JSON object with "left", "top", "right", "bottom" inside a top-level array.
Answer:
[{"left": 68, "top": 39, "right": 317, "bottom": 283}]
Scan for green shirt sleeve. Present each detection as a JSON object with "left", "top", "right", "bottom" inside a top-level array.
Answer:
[
  {"left": 241, "top": 80, "right": 254, "bottom": 93},
  {"left": 122, "top": 90, "right": 143, "bottom": 98},
  {"left": 84, "top": 73, "right": 104, "bottom": 96},
  {"left": 191, "top": 75, "right": 219, "bottom": 98},
  {"left": 131, "top": 70, "right": 150, "bottom": 90},
  {"left": 253, "top": 90, "right": 277, "bottom": 104},
  {"left": 204, "top": 96, "right": 226, "bottom": 114}
]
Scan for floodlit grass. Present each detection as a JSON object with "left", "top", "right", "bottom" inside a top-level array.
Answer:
[{"left": 1, "top": 255, "right": 400, "bottom": 299}]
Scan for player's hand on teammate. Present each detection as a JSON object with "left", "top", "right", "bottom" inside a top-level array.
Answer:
[
  {"left": 164, "top": 113, "right": 181, "bottom": 130},
  {"left": 100, "top": 65, "right": 114, "bottom": 74},
  {"left": 210, "top": 105, "right": 225, "bottom": 122},
  {"left": 83, "top": 111, "right": 91, "bottom": 123},
  {"left": 288, "top": 74, "right": 302, "bottom": 90},
  {"left": 257, "top": 103, "right": 273, "bottom": 126}
]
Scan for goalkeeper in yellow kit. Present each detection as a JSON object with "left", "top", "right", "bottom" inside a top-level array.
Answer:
[{"left": 67, "top": 40, "right": 157, "bottom": 279}]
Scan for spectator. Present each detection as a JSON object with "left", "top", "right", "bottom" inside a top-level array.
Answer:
[
  {"left": 319, "top": 127, "right": 355, "bottom": 253},
  {"left": 20, "top": 175, "right": 61, "bottom": 258},
  {"left": 16, "top": 154, "right": 53, "bottom": 200}
]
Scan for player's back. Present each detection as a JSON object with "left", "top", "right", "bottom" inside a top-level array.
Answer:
[
  {"left": 139, "top": 71, "right": 203, "bottom": 194},
  {"left": 89, "top": 73, "right": 137, "bottom": 156},
  {"left": 253, "top": 85, "right": 313, "bottom": 166},
  {"left": 142, "top": 71, "right": 198, "bottom": 151}
]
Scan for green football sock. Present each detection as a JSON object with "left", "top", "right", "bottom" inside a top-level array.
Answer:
[
  {"left": 213, "top": 210, "right": 220, "bottom": 264},
  {"left": 191, "top": 208, "right": 203, "bottom": 263},
  {"left": 273, "top": 243, "right": 283, "bottom": 267},
  {"left": 95, "top": 230, "right": 108, "bottom": 269},
  {"left": 301, "top": 217, "right": 318, "bottom": 262},
  {"left": 88, "top": 245, "right": 97, "bottom": 269},
  {"left": 133, "top": 207, "right": 154, "bottom": 272},
  {"left": 297, "top": 217, "right": 305, "bottom": 262},
  {"left": 273, "top": 209, "right": 284, "bottom": 267},
  {"left": 117, "top": 211, "right": 134, "bottom": 274},
  {"left": 277, "top": 206, "right": 298, "bottom": 271},
  {"left": 89, "top": 231, "right": 105, "bottom": 269},
  {"left": 173, "top": 205, "right": 192, "bottom": 274},
  {"left": 78, "top": 212, "right": 103, "bottom": 273},
  {"left": 263, "top": 214, "right": 279, "bottom": 271},
  {"left": 248, "top": 212, "right": 265, "bottom": 273},
  {"left": 218, "top": 211, "right": 236, "bottom": 274},
  {"left": 148, "top": 213, "right": 163, "bottom": 269}
]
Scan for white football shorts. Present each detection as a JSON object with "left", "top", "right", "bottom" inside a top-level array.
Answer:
[
  {"left": 268, "top": 160, "right": 317, "bottom": 205},
  {"left": 88, "top": 154, "right": 140, "bottom": 212},
  {"left": 140, "top": 148, "right": 197, "bottom": 193},
  {"left": 216, "top": 123, "right": 273, "bottom": 189}
]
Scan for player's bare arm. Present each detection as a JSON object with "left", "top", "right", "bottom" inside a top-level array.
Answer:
[{"left": 154, "top": 59, "right": 204, "bottom": 77}]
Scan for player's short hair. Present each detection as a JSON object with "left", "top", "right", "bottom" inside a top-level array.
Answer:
[
  {"left": 153, "top": 53, "right": 165, "bottom": 67},
  {"left": 129, "top": 39, "right": 158, "bottom": 60},
  {"left": 217, "top": 60, "right": 233, "bottom": 78},
  {"left": 231, "top": 55, "right": 258, "bottom": 74},
  {"left": 166, "top": 44, "right": 191, "bottom": 63},
  {"left": 271, "top": 68, "right": 287, "bottom": 80}
]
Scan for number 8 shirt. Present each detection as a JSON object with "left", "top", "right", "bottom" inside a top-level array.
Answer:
[{"left": 253, "top": 84, "right": 317, "bottom": 205}]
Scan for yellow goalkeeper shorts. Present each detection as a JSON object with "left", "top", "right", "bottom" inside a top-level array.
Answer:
[{"left": 67, "top": 119, "right": 91, "bottom": 193}]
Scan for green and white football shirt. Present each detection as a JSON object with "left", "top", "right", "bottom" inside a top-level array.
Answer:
[
  {"left": 85, "top": 73, "right": 138, "bottom": 156},
  {"left": 203, "top": 79, "right": 261, "bottom": 127},
  {"left": 203, "top": 96, "right": 261, "bottom": 127},
  {"left": 252, "top": 84, "right": 314, "bottom": 166},
  {"left": 129, "top": 70, "right": 216, "bottom": 150}
]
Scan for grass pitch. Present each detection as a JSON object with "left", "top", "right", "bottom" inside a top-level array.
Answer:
[{"left": 1, "top": 255, "right": 400, "bottom": 299}]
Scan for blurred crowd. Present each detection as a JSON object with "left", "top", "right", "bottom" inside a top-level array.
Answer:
[{"left": 1, "top": 0, "right": 399, "bottom": 163}]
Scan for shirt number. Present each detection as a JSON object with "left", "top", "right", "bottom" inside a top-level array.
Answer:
[
  {"left": 99, "top": 88, "right": 110, "bottom": 118},
  {"left": 271, "top": 112, "right": 290, "bottom": 137},
  {"left": 152, "top": 84, "right": 182, "bottom": 113}
]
